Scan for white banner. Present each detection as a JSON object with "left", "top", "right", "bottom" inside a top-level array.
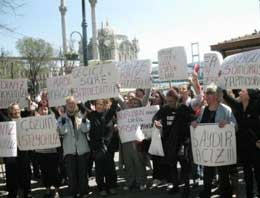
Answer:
[
  {"left": 158, "top": 46, "right": 188, "bottom": 81},
  {"left": 218, "top": 49, "right": 260, "bottom": 89},
  {"left": 203, "top": 52, "right": 223, "bottom": 87},
  {"left": 17, "top": 115, "right": 61, "bottom": 150},
  {"left": 0, "top": 121, "right": 17, "bottom": 157},
  {"left": 190, "top": 124, "right": 237, "bottom": 167},
  {"left": 118, "top": 59, "right": 152, "bottom": 88},
  {"left": 71, "top": 63, "right": 120, "bottom": 101},
  {"left": 47, "top": 75, "right": 72, "bottom": 107},
  {"left": 117, "top": 105, "right": 159, "bottom": 143},
  {"left": 0, "top": 79, "right": 28, "bottom": 109}
]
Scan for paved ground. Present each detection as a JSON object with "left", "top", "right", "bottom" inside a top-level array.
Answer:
[{"left": 0, "top": 153, "right": 256, "bottom": 198}]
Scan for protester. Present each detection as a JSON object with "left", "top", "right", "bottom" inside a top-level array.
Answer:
[
  {"left": 57, "top": 96, "right": 91, "bottom": 198},
  {"left": 2, "top": 103, "right": 33, "bottom": 198},
  {"left": 191, "top": 83, "right": 237, "bottom": 198},
  {"left": 153, "top": 88, "right": 179, "bottom": 192},
  {"left": 223, "top": 88, "right": 260, "bottom": 198},
  {"left": 148, "top": 90, "right": 166, "bottom": 187},
  {"left": 34, "top": 104, "right": 60, "bottom": 197},
  {"left": 87, "top": 98, "right": 118, "bottom": 196}
]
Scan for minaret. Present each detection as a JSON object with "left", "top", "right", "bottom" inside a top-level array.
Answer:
[
  {"left": 59, "top": 0, "right": 68, "bottom": 61},
  {"left": 89, "top": 0, "right": 99, "bottom": 60}
]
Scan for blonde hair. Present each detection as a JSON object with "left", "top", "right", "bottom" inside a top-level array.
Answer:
[
  {"left": 65, "top": 96, "right": 77, "bottom": 104},
  {"left": 205, "top": 83, "right": 223, "bottom": 102}
]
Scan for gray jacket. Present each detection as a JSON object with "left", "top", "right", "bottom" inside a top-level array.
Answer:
[
  {"left": 197, "top": 103, "right": 237, "bottom": 128},
  {"left": 57, "top": 113, "right": 90, "bottom": 157}
]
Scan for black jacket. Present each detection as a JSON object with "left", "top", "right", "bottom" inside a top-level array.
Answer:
[
  {"left": 223, "top": 90, "right": 260, "bottom": 151},
  {"left": 87, "top": 100, "right": 118, "bottom": 152}
]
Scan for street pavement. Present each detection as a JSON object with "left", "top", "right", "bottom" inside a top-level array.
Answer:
[{"left": 0, "top": 153, "right": 254, "bottom": 198}]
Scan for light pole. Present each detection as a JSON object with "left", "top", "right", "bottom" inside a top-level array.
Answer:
[
  {"left": 70, "top": 31, "right": 83, "bottom": 63},
  {"left": 81, "top": 0, "right": 88, "bottom": 66}
]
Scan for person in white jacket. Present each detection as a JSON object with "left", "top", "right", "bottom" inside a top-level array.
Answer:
[{"left": 57, "top": 96, "right": 90, "bottom": 198}]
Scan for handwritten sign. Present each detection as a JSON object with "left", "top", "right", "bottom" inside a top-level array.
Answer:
[
  {"left": 0, "top": 79, "right": 28, "bottom": 109},
  {"left": 218, "top": 49, "right": 260, "bottom": 89},
  {"left": 71, "top": 63, "right": 119, "bottom": 101},
  {"left": 203, "top": 52, "right": 223, "bottom": 87},
  {"left": 190, "top": 124, "right": 237, "bottom": 166},
  {"left": 117, "top": 105, "right": 159, "bottom": 143},
  {"left": 17, "top": 115, "right": 61, "bottom": 150},
  {"left": 0, "top": 121, "right": 17, "bottom": 157},
  {"left": 158, "top": 46, "right": 188, "bottom": 81},
  {"left": 47, "top": 75, "right": 72, "bottom": 107},
  {"left": 118, "top": 59, "right": 152, "bottom": 88}
]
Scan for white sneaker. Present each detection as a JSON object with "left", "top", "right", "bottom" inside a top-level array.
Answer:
[
  {"left": 152, "top": 179, "right": 162, "bottom": 187},
  {"left": 123, "top": 186, "right": 129, "bottom": 191},
  {"left": 139, "top": 184, "right": 147, "bottom": 191}
]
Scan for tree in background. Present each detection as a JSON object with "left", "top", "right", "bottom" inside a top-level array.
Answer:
[{"left": 16, "top": 37, "right": 53, "bottom": 96}]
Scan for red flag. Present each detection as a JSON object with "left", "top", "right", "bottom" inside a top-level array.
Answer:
[{"left": 194, "top": 63, "right": 200, "bottom": 73}]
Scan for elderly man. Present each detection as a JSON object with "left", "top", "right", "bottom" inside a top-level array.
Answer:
[
  {"left": 191, "top": 83, "right": 237, "bottom": 198},
  {"left": 57, "top": 96, "right": 90, "bottom": 198}
]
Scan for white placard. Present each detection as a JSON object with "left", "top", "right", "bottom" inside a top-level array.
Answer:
[
  {"left": 0, "top": 79, "right": 28, "bottom": 109},
  {"left": 117, "top": 105, "right": 159, "bottom": 143},
  {"left": 190, "top": 124, "right": 237, "bottom": 167},
  {"left": 158, "top": 46, "right": 188, "bottom": 81},
  {"left": 118, "top": 59, "right": 152, "bottom": 88},
  {"left": 47, "top": 75, "right": 72, "bottom": 107},
  {"left": 0, "top": 121, "right": 17, "bottom": 157},
  {"left": 71, "top": 63, "right": 119, "bottom": 101},
  {"left": 17, "top": 115, "right": 61, "bottom": 150},
  {"left": 203, "top": 52, "right": 223, "bottom": 87},
  {"left": 218, "top": 49, "right": 260, "bottom": 89}
]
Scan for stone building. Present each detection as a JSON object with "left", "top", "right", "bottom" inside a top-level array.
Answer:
[{"left": 87, "top": 21, "right": 139, "bottom": 62}]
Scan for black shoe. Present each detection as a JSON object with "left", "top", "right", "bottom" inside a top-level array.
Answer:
[
  {"left": 181, "top": 186, "right": 190, "bottom": 198},
  {"left": 168, "top": 186, "right": 179, "bottom": 194}
]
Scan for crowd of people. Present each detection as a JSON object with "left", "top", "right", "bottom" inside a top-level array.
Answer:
[{"left": 0, "top": 72, "right": 260, "bottom": 198}]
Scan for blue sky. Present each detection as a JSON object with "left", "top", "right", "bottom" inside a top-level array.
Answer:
[{"left": 0, "top": 0, "right": 260, "bottom": 62}]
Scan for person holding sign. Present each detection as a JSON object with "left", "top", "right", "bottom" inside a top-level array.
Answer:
[
  {"left": 87, "top": 98, "right": 119, "bottom": 197},
  {"left": 3, "top": 102, "right": 33, "bottom": 198},
  {"left": 191, "top": 83, "right": 237, "bottom": 198},
  {"left": 223, "top": 89, "right": 260, "bottom": 198},
  {"left": 153, "top": 88, "right": 179, "bottom": 193},
  {"left": 57, "top": 96, "right": 91, "bottom": 198},
  {"left": 34, "top": 104, "right": 60, "bottom": 197},
  {"left": 117, "top": 92, "right": 150, "bottom": 192}
]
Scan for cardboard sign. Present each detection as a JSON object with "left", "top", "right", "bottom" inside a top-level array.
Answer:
[
  {"left": 218, "top": 49, "right": 260, "bottom": 89},
  {"left": 71, "top": 63, "right": 119, "bottom": 101},
  {"left": 17, "top": 115, "right": 61, "bottom": 150},
  {"left": 158, "top": 46, "right": 188, "bottom": 81},
  {"left": 117, "top": 105, "right": 159, "bottom": 143},
  {"left": 47, "top": 75, "right": 72, "bottom": 107},
  {"left": 0, "top": 79, "right": 28, "bottom": 109},
  {"left": 190, "top": 124, "right": 237, "bottom": 167},
  {"left": 0, "top": 121, "right": 17, "bottom": 157},
  {"left": 203, "top": 52, "right": 223, "bottom": 87},
  {"left": 118, "top": 59, "right": 152, "bottom": 88}
]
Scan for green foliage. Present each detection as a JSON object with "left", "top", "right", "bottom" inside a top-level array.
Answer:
[
  {"left": 65, "top": 52, "right": 79, "bottom": 60},
  {"left": 16, "top": 37, "right": 54, "bottom": 95}
]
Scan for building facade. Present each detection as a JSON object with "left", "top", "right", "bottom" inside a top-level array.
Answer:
[{"left": 86, "top": 21, "right": 139, "bottom": 62}]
